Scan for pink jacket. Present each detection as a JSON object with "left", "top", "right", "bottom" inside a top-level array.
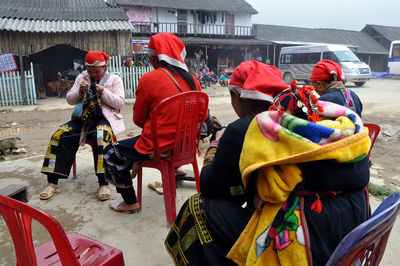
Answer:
[{"left": 66, "top": 70, "right": 126, "bottom": 135}]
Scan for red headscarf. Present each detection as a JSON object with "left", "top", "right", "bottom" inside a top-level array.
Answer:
[
  {"left": 85, "top": 50, "right": 110, "bottom": 67},
  {"left": 228, "top": 60, "right": 288, "bottom": 102},
  {"left": 310, "top": 60, "right": 343, "bottom": 82},
  {"left": 148, "top": 33, "right": 188, "bottom": 71}
]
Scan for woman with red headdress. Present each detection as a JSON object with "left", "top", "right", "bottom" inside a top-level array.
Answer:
[
  {"left": 165, "top": 61, "right": 288, "bottom": 265},
  {"left": 40, "top": 50, "right": 125, "bottom": 201},
  {"left": 104, "top": 33, "right": 203, "bottom": 213},
  {"left": 310, "top": 59, "right": 363, "bottom": 117},
  {"left": 228, "top": 81, "right": 370, "bottom": 265}
]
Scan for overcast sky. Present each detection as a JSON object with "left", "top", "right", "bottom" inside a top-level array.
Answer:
[{"left": 246, "top": 0, "right": 400, "bottom": 31}]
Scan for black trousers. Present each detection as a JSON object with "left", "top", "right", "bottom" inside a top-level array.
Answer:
[
  {"left": 103, "top": 136, "right": 150, "bottom": 204},
  {"left": 41, "top": 118, "right": 113, "bottom": 186}
]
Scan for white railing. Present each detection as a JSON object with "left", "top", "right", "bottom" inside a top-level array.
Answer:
[
  {"left": 108, "top": 56, "right": 153, "bottom": 98},
  {"left": 0, "top": 63, "right": 36, "bottom": 106}
]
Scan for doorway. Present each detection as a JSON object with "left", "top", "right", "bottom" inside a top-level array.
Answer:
[
  {"left": 226, "top": 14, "right": 235, "bottom": 36},
  {"left": 177, "top": 10, "right": 188, "bottom": 34}
]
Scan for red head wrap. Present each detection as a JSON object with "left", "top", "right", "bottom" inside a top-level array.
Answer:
[
  {"left": 228, "top": 60, "right": 288, "bottom": 102},
  {"left": 310, "top": 60, "right": 343, "bottom": 82},
  {"left": 85, "top": 50, "right": 110, "bottom": 67},
  {"left": 148, "top": 33, "right": 188, "bottom": 71}
]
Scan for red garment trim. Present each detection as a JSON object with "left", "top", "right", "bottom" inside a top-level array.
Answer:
[
  {"left": 364, "top": 185, "right": 370, "bottom": 219},
  {"left": 294, "top": 190, "right": 342, "bottom": 197}
]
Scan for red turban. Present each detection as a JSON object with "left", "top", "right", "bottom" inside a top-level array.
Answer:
[
  {"left": 310, "top": 60, "right": 343, "bottom": 82},
  {"left": 228, "top": 60, "right": 288, "bottom": 102},
  {"left": 85, "top": 51, "right": 110, "bottom": 67},
  {"left": 148, "top": 33, "right": 188, "bottom": 71}
]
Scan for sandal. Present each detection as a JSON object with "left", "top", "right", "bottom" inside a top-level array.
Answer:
[
  {"left": 40, "top": 186, "right": 60, "bottom": 200},
  {"left": 98, "top": 186, "right": 111, "bottom": 201},
  {"left": 109, "top": 200, "right": 140, "bottom": 213},
  {"left": 148, "top": 181, "right": 164, "bottom": 195}
]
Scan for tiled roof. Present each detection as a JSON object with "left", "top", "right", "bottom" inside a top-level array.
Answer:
[
  {"left": 0, "top": 0, "right": 132, "bottom": 32},
  {"left": 115, "top": 0, "right": 257, "bottom": 14},
  {"left": 0, "top": 18, "right": 133, "bottom": 32},
  {"left": 0, "top": 0, "right": 126, "bottom": 21},
  {"left": 254, "top": 24, "right": 388, "bottom": 55},
  {"left": 363, "top": 24, "right": 400, "bottom": 42}
]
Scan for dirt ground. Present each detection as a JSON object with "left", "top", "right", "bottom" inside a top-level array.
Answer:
[
  {"left": 0, "top": 79, "right": 399, "bottom": 265},
  {"left": 1, "top": 79, "right": 400, "bottom": 190}
]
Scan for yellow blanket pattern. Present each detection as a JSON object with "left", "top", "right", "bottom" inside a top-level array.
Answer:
[{"left": 227, "top": 109, "right": 370, "bottom": 266}]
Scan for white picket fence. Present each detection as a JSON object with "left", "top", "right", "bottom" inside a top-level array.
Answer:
[
  {"left": 108, "top": 56, "right": 153, "bottom": 98},
  {"left": 0, "top": 63, "right": 36, "bottom": 106}
]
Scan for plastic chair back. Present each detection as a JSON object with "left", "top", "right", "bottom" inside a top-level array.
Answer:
[
  {"left": 137, "top": 91, "right": 209, "bottom": 226},
  {"left": 326, "top": 191, "right": 400, "bottom": 265},
  {"left": 150, "top": 91, "right": 209, "bottom": 162},
  {"left": 364, "top": 123, "right": 381, "bottom": 159},
  {"left": 0, "top": 194, "right": 79, "bottom": 265}
]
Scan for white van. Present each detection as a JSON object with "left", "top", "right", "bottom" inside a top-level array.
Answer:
[
  {"left": 279, "top": 44, "right": 371, "bottom": 86},
  {"left": 388, "top": 40, "right": 400, "bottom": 74}
]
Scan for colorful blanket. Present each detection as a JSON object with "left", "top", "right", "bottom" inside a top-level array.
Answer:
[{"left": 227, "top": 101, "right": 370, "bottom": 265}]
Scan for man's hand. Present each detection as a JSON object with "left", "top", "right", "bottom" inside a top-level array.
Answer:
[{"left": 79, "top": 81, "right": 89, "bottom": 95}]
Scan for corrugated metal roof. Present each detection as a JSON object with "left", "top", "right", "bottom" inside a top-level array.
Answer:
[
  {"left": 254, "top": 24, "right": 388, "bottom": 55},
  {"left": 115, "top": 0, "right": 257, "bottom": 14},
  {"left": 180, "top": 37, "right": 266, "bottom": 45},
  {"left": 0, "top": 0, "right": 132, "bottom": 32},
  {"left": 0, "top": 17, "right": 133, "bottom": 32},
  {"left": 0, "top": 0, "right": 127, "bottom": 21},
  {"left": 363, "top": 24, "right": 400, "bottom": 42}
]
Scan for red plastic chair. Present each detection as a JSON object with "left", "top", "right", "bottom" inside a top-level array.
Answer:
[
  {"left": 137, "top": 91, "right": 209, "bottom": 227},
  {"left": 72, "top": 136, "right": 117, "bottom": 179},
  {"left": 0, "top": 194, "right": 125, "bottom": 266},
  {"left": 364, "top": 123, "right": 381, "bottom": 159}
]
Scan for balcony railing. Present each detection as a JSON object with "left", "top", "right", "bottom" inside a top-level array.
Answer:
[{"left": 131, "top": 22, "right": 254, "bottom": 37}]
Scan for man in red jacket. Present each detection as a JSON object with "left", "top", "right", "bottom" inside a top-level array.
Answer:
[{"left": 104, "top": 33, "right": 204, "bottom": 213}]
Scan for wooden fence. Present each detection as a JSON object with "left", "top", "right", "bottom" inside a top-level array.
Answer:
[
  {"left": 0, "top": 57, "right": 151, "bottom": 106},
  {"left": 108, "top": 56, "right": 153, "bottom": 98},
  {"left": 0, "top": 63, "right": 36, "bottom": 106}
]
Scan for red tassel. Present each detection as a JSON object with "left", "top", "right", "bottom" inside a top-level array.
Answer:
[
  {"left": 290, "top": 80, "right": 297, "bottom": 90},
  {"left": 278, "top": 106, "right": 286, "bottom": 115},
  {"left": 310, "top": 195, "right": 323, "bottom": 213},
  {"left": 269, "top": 105, "right": 277, "bottom": 111},
  {"left": 310, "top": 112, "right": 319, "bottom": 123},
  {"left": 310, "top": 94, "right": 318, "bottom": 103}
]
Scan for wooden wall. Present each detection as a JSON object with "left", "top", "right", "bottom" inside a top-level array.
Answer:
[{"left": 0, "top": 30, "right": 132, "bottom": 56}]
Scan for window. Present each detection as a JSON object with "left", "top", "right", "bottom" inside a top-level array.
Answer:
[
  {"left": 281, "top": 54, "right": 292, "bottom": 64},
  {"left": 304, "top": 53, "right": 321, "bottom": 64},
  {"left": 323, "top": 52, "right": 339, "bottom": 62},
  {"left": 333, "top": 51, "right": 360, "bottom": 62},
  {"left": 392, "top": 44, "right": 400, "bottom": 58},
  {"left": 281, "top": 53, "right": 320, "bottom": 64}
]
